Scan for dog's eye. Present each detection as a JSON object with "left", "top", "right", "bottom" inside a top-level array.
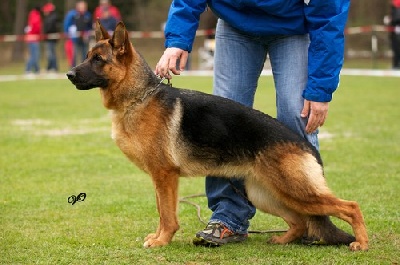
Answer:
[{"left": 93, "top": 54, "right": 102, "bottom": 62}]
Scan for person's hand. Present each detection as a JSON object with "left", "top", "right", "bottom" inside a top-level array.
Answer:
[
  {"left": 155, "top": 48, "right": 189, "bottom": 79},
  {"left": 301, "top": 100, "right": 329, "bottom": 134}
]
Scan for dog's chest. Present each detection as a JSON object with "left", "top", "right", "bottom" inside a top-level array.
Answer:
[
  {"left": 109, "top": 109, "right": 170, "bottom": 173},
  {"left": 109, "top": 111, "right": 147, "bottom": 169}
]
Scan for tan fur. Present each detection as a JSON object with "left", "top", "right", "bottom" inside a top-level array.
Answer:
[{"left": 69, "top": 21, "right": 369, "bottom": 251}]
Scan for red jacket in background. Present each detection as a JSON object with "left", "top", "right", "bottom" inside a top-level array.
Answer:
[
  {"left": 93, "top": 5, "right": 121, "bottom": 21},
  {"left": 393, "top": 0, "right": 400, "bottom": 8},
  {"left": 26, "top": 9, "right": 42, "bottom": 42}
]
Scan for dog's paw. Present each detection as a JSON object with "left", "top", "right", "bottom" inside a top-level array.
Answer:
[
  {"left": 143, "top": 238, "right": 169, "bottom": 248},
  {"left": 268, "top": 235, "right": 286, "bottom": 244},
  {"left": 144, "top": 233, "right": 157, "bottom": 241},
  {"left": 349, "top": 241, "right": 369, "bottom": 251}
]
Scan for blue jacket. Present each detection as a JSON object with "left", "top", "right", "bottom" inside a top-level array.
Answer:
[
  {"left": 63, "top": 9, "right": 92, "bottom": 42},
  {"left": 164, "top": 0, "right": 350, "bottom": 102}
]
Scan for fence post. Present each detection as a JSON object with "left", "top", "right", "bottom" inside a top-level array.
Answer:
[{"left": 371, "top": 26, "right": 378, "bottom": 69}]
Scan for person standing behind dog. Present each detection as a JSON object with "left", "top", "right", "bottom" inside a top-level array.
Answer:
[
  {"left": 156, "top": 0, "right": 350, "bottom": 246},
  {"left": 42, "top": 2, "right": 59, "bottom": 73},
  {"left": 64, "top": 1, "right": 92, "bottom": 67},
  {"left": 24, "top": 6, "right": 42, "bottom": 74}
]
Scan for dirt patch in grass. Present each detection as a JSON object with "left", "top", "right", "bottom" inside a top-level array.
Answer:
[{"left": 12, "top": 118, "right": 109, "bottom": 137}]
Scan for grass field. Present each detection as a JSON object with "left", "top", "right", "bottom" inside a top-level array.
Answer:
[{"left": 0, "top": 75, "right": 399, "bottom": 264}]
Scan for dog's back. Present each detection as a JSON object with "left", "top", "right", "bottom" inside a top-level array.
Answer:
[{"left": 154, "top": 85, "right": 321, "bottom": 169}]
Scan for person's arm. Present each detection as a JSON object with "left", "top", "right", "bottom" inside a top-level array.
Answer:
[
  {"left": 26, "top": 13, "right": 34, "bottom": 34},
  {"left": 156, "top": 0, "right": 207, "bottom": 77},
  {"left": 111, "top": 6, "right": 122, "bottom": 21},
  {"left": 93, "top": 7, "right": 100, "bottom": 21},
  {"left": 301, "top": 0, "right": 350, "bottom": 133},
  {"left": 30, "top": 12, "right": 42, "bottom": 35},
  {"left": 303, "top": 0, "right": 350, "bottom": 103},
  {"left": 63, "top": 11, "right": 74, "bottom": 33},
  {"left": 164, "top": 0, "right": 207, "bottom": 52}
]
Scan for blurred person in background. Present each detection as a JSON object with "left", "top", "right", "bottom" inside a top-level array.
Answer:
[
  {"left": 99, "top": 7, "right": 118, "bottom": 34},
  {"left": 64, "top": 1, "right": 92, "bottom": 67},
  {"left": 94, "top": 0, "right": 121, "bottom": 21},
  {"left": 25, "top": 6, "right": 42, "bottom": 74},
  {"left": 42, "top": 2, "right": 59, "bottom": 73},
  {"left": 390, "top": 0, "right": 400, "bottom": 69}
]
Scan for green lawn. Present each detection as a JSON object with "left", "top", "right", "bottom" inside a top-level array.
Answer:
[{"left": 0, "top": 76, "right": 399, "bottom": 264}]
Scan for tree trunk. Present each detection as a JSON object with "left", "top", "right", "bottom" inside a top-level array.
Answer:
[
  {"left": 12, "top": 0, "right": 27, "bottom": 62},
  {"left": 0, "top": 0, "right": 12, "bottom": 26},
  {"left": 65, "top": 0, "right": 75, "bottom": 15},
  {"left": 132, "top": 0, "right": 147, "bottom": 30}
]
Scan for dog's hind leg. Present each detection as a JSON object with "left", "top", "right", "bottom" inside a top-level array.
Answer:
[
  {"left": 252, "top": 150, "right": 368, "bottom": 250},
  {"left": 286, "top": 195, "right": 368, "bottom": 251},
  {"left": 282, "top": 151, "right": 367, "bottom": 250},
  {"left": 269, "top": 208, "right": 307, "bottom": 244},
  {"left": 275, "top": 179, "right": 369, "bottom": 250},
  {"left": 269, "top": 211, "right": 307, "bottom": 245},
  {"left": 245, "top": 180, "right": 307, "bottom": 245},
  {"left": 143, "top": 168, "right": 180, "bottom": 248},
  {"left": 275, "top": 164, "right": 369, "bottom": 250},
  {"left": 316, "top": 198, "right": 369, "bottom": 251}
]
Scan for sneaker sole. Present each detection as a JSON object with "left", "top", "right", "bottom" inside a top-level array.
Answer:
[
  {"left": 193, "top": 236, "right": 221, "bottom": 247},
  {"left": 193, "top": 234, "right": 248, "bottom": 247}
]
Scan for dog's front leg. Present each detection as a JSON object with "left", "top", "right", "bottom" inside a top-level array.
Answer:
[
  {"left": 143, "top": 192, "right": 162, "bottom": 241},
  {"left": 143, "top": 169, "right": 180, "bottom": 248}
]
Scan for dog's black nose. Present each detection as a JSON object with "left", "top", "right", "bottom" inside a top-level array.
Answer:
[{"left": 66, "top": 70, "right": 75, "bottom": 80}]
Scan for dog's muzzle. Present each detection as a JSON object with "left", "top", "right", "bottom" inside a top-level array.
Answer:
[
  {"left": 66, "top": 70, "right": 76, "bottom": 82},
  {"left": 66, "top": 67, "right": 108, "bottom": 90},
  {"left": 66, "top": 69, "right": 89, "bottom": 90}
]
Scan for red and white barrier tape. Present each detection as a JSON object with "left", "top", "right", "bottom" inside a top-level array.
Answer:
[
  {"left": 0, "top": 26, "right": 396, "bottom": 43},
  {"left": 0, "top": 29, "right": 216, "bottom": 43},
  {"left": 344, "top": 25, "right": 395, "bottom": 35}
]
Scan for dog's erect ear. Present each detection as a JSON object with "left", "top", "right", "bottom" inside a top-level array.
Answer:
[
  {"left": 110, "top": 22, "right": 130, "bottom": 56},
  {"left": 95, "top": 20, "right": 110, "bottom": 42}
]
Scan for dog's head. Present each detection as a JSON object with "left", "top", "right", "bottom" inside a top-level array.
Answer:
[{"left": 66, "top": 21, "right": 134, "bottom": 90}]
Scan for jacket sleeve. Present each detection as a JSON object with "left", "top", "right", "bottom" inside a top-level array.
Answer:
[
  {"left": 164, "top": 0, "right": 208, "bottom": 52},
  {"left": 63, "top": 11, "right": 74, "bottom": 33},
  {"left": 29, "top": 13, "right": 42, "bottom": 35},
  {"left": 303, "top": 0, "right": 350, "bottom": 102}
]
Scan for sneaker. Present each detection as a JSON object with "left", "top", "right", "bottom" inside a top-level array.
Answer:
[{"left": 193, "top": 222, "right": 248, "bottom": 247}]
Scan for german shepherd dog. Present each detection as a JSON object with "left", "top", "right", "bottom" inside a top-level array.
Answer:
[{"left": 67, "top": 21, "right": 368, "bottom": 251}]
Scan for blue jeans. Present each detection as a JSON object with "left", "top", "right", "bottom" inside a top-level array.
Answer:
[
  {"left": 25, "top": 42, "right": 40, "bottom": 73},
  {"left": 206, "top": 19, "right": 319, "bottom": 234},
  {"left": 46, "top": 41, "right": 58, "bottom": 71}
]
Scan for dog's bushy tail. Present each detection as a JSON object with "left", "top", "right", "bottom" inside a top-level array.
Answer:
[{"left": 303, "top": 216, "right": 355, "bottom": 245}]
